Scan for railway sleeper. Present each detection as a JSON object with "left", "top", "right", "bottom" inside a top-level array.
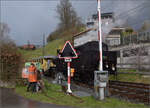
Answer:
[
  {"left": 110, "top": 90, "right": 149, "bottom": 104},
  {"left": 109, "top": 83, "right": 149, "bottom": 90},
  {"left": 109, "top": 85, "right": 149, "bottom": 95},
  {"left": 110, "top": 90, "right": 149, "bottom": 99},
  {"left": 109, "top": 81, "right": 150, "bottom": 86}
]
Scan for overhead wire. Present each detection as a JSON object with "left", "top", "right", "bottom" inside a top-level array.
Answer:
[
  {"left": 115, "top": 5, "right": 150, "bottom": 27},
  {"left": 99, "top": 1, "right": 150, "bottom": 28},
  {"left": 115, "top": 5, "right": 150, "bottom": 26},
  {"left": 1, "top": 0, "right": 148, "bottom": 1},
  {"left": 2, "top": 0, "right": 149, "bottom": 27},
  {"left": 115, "top": 2, "right": 150, "bottom": 20},
  {"left": 126, "top": 16, "right": 150, "bottom": 27}
]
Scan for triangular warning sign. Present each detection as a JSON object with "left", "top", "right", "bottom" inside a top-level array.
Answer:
[{"left": 59, "top": 41, "right": 78, "bottom": 59}]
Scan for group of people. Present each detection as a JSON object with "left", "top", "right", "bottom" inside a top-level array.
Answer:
[{"left": 22, "top": 62, "right": 43, "bottom": 93}]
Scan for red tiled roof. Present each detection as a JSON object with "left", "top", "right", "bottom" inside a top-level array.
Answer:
[{"left": 21, "top": 44, "right": 35, "bottom": 49}]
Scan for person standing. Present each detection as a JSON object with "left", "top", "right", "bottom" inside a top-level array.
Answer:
[{"left": 27, "top": 63, "right": 37, "bottom": 93}]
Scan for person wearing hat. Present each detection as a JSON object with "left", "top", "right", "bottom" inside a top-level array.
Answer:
[{"left": 27, "top": 63, "right": 37, "bottom": 92}]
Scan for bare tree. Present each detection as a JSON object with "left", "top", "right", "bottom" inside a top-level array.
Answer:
[
  {"left": 0, "top": 22, "right": 15, "bottom": 46},
  {"left": 0, "top": 22, "right": 22, "bottom": 84},
  {"left": 56, "top": 0, "right": 82, "bottom": 31}
]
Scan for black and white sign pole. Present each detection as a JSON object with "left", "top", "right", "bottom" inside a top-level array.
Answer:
[{"left": 97, "top": 0, "right": 103, "bottom": 71}]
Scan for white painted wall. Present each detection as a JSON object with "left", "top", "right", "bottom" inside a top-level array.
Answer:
[{"left": 74, "top": 29, "right": 98, "bottom": 47}]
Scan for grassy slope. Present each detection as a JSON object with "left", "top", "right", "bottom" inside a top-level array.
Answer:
[
  {"left": 109, "top": 69, "right": 150, "bottom": 84},
  {"left": 19, "top": 26, "right": 85, "bottom": 60},
  {"left": 109, "top": 74, "right": 150, "bottom": 84},
  {"left": 19, "top": 38, "right": 65, "bottom": 60},
  {"left": 15, "top": 80, "right": 148, "bottom": 108}
]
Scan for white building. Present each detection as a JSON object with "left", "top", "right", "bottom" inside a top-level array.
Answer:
[
  {"left": 73, "top": 13, "right": 114, "bottom": 47},
  {"left": 73, "top": 28, "right": 97, "bottom": 47},
  {"left": 106, "top": 27, "right": 125, "bottom": 46},
  {"left": 86, "top": 12, "right": 114, "bottom": 29}
]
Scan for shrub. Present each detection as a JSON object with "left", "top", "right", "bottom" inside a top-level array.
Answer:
[{"left": 0, "top": 43, "right": 23, "bottom": 84}]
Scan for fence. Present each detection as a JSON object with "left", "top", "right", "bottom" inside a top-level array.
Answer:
[
  {"left": 120, "top": 32, "right": 150, "bottom": 45},
  {"left": 117, "top": 53, "right": 150, "bottom": 70},
  {"left": 117, "top": 63, "right": 150, "bottom": 70}
]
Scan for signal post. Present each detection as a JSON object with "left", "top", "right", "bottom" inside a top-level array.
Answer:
[
  {"left": 59, "top": 41, "right": 78, "bottom": 94},
  {"left": 94, "top": 0, "right": 109, "bottom": 100}
]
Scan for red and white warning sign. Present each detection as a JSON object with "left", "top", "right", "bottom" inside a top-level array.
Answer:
[
  {"left": 58, "top": 41, "right": 78, "bottom": 93},
  {"left": 59, "top": 40, "right": 78, "bottom": 59}
]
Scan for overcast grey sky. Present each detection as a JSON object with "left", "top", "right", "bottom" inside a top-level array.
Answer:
[{"left": 1, "top": 0, "right": 150, "bottom": 45}]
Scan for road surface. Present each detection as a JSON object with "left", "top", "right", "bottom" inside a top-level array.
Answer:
[{"left": 0, "top": 87, "right": 76, "bottom": 108}]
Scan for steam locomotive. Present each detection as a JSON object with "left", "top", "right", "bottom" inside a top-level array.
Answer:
[{"left": 53, "top": 41, "right": 117, "bottom": 85}]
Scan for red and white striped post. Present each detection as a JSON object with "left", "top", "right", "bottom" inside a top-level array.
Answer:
[
  {"left": 97, "top": 0, "right": 103, "bottom": 71},
  {"left": 66, "top": 59, "right": 72, "bottom": 93},
  {"left": 59, "top": 41, "right": 78, "bottom": 94}
]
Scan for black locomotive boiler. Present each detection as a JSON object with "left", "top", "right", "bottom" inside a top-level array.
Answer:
[{"left": 53, "top": 41, "right": 117, "bottom": 85}]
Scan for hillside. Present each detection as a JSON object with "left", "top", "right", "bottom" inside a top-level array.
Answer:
[
  {"left": 19, "top": 38, "right": 65, "bottom": 60},
  {"left": 19, "top": 27, "right": 85, "bottom": 60}
]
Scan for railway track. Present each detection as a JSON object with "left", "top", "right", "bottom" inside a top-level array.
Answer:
[
  {"left": 74, "top": 80, "right": 150, "bottom": 105},
  {"left": 109, "top": 81, "right": 150, "bottom": 105}
]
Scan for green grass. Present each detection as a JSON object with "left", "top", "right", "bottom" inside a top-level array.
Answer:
[
  {"left": 110, "top": 69, "right": 150, "bottom": 84},
  {"left": 19, "top": 25, "right": 86, "bottom": 60},
  {"left": 109, "top": 73, "right": 150, "bottom": 84},
  {"left": 15, "top": 79, "right": 148, "bottom": 108},
  {"left": 118, "top": 69, "right": 149, "bottom": 73},
  {"left": 19, "top": 38, "right": 66, "bottom": 60},
  {"left": 19, "top": 26, "right": 84, "bottom": 60},
  {"left": 117, "top": 69, "right": 137, "bottom": 73}
]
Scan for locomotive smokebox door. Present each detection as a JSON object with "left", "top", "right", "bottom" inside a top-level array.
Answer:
[{"left": 94, "top": 71, "right": 108, "bottom": 100}]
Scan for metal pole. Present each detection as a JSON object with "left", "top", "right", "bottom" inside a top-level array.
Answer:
[
  {"left": 67, "top": 61, "right": 72, "bottom": 93},
  {"left": 0, "top": 61, "right": 1, "bottom": 80},
  {"left": 137, "top": 33, "right": 138, "bottom": 43},
  {"left": 97, "top": 0, "right": 103, "bottom": 71},
  {"left": 42, "top": 34, "right": 45, "bottom": 56},
  {"left": 99, "top": 87, "right": 104, "bottom": 100}
]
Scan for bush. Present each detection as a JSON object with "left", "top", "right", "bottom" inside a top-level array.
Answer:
[{"left": 0, "top": 43, "right": 23, "bottom": 84}]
